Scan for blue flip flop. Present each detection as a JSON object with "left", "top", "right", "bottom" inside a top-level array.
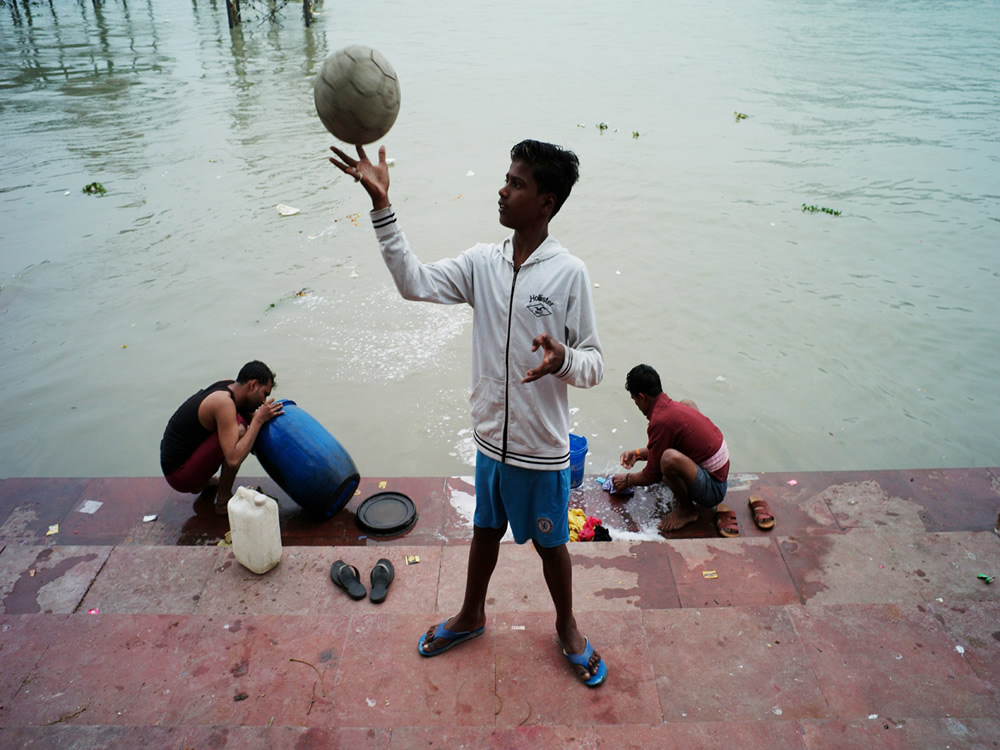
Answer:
[
  {"left": 417, "top": 621, "right": 485, "bottom": 658},
  {"left": 562, "top": 637, "right": 607, "bottom": 688}
]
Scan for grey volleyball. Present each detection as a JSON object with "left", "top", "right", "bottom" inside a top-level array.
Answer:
[{"left": 314, "top": 45, "right": 401, "bottom": 145}]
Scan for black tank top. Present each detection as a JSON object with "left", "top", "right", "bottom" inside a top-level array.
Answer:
[{"left": 159, "top": 380, "right": 236, "bottom": 475}]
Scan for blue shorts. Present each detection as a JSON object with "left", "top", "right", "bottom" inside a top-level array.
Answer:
[
  {"left": 690, "top": 467, "right": 728, "bottom": 508},
  {"left": 474, "top": 451, "right": 570, "bottom": 547}
]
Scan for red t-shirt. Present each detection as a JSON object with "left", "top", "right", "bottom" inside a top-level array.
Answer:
[{"left": 633, "top": 392, "right": 729, "bottom": 484}]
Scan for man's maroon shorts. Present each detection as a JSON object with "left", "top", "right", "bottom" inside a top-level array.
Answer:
[{"left": 164, "top": 432, "right": 224, "bottom": 493}]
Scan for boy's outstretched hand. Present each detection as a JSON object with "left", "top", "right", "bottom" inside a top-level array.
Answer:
[
  {"left": 522, "top": 333, "right": 565, "bottom": 384},
  {"left": 329, "top": 144, "right": 390, "bottom": 210}
]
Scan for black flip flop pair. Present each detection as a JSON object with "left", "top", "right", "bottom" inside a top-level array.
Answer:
[{"left": 330, "top": 558, "right": 394, "bottom": 603}]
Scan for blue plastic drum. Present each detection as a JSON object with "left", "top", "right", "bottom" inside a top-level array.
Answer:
[{"left": 254, "top": 399, "right": 360, "bottom": 520}]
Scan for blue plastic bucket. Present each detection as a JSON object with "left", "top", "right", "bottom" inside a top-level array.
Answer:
[
  {"left": 254, "top": 399, "right": 360, "bottom": 520},
  {"left": 569, "top": 433, "right": 587, "bottom": 489}
]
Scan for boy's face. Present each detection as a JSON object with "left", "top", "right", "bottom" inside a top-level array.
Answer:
[{"left": 498, "top": 160, "right": 553, "bottom": 230}]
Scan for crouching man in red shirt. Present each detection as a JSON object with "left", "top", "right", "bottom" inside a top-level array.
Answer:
[{"left": 612, "top": 364, "right": 740, "bottom": 536}]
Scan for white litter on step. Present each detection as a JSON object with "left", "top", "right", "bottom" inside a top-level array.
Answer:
[{"left": 78, "top": 500, "right": 103, "bottom": 514}]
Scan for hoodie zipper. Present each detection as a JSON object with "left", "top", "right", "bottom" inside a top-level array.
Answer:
[{"left": 501, "top": 265, "right": 519, "bottom": 463}]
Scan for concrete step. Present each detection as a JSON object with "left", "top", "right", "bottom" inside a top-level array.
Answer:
[{"left": 1, "top": 471, "right": 998, "bottom": 747}]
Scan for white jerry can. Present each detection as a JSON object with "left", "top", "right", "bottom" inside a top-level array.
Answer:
[{"left": 227, "top": 486, "right": 282, "bottom": 574}]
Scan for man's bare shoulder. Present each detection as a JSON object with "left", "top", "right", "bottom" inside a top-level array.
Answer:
[
  {"left": 201, "top": 388, "right": 235, "bottom": 407},
  {"left": 198, "top": 388, "right": 236, "bottom": 426}
]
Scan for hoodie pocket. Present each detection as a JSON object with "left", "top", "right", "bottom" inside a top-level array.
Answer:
[{"left": 469, "top": 376, "right": 506, "bottom": 436}]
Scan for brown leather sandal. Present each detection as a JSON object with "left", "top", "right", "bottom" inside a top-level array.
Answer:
[
  {"left": 748, "top": 495, "right": 775, "bottom": 530},
  {"left": 715, "top": 504, "right": 739, "bottom": 537}
]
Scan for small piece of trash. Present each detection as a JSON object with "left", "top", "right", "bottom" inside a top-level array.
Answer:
[
  {"left": 276, "top": 203, "right": 300, "bottom": 216},
  {"left": 593, "top": 282, "right": 600, "bottom": 288},
  {"left": 366, "top": 698, "right": 376, "bottom": 707},
  {"left": 466, "top": 170, "right": 475, "bottom": 177},
  {"left": 218, "top": 531, "right": 233, "bottom": 548},
  {"left": 28, "top": 569, "right": 36, "bottom": 577},
  {"left": 977, "top": 574, "right": 994, "bottom": 584},
  {"left": 88, "top": 608, "right": 99, "bottom": 615},
  {"left": 234, "top": 693, "right": 248, "bottom": 702},
  {"left": 955, "top": 645, "right": 965, "bottom": 654},
  {"left": 511, "top": 625, "right": 525, "bottom": 630},
  {"left": 358, "top": 535, "right": 367, "bottom": 541},
  {"left": 405, "top": 555, "right": 420, "bottom": 565},
  {"left": 78, "top": 500, "right": 103, "bottom": 514},
  {"left": 386, "top": 158, "right": 395, "bottom": 167},
  {"left": 350, "top": 270, "right": 359, "bottom": 279},
  {"left": 868, "top": 714, "right": 879, "bottom": 720},
  {"left": 772, "top": 708, "right": 783, "bottom": 716},
  {"left": 786, "top": 479, "right": 798, "bottom": 486},
  {"left": 716, "top": 375, "right": 726, "bottom": 381},
  {"left": 143, "top": 514, "right": 158, "bottom": 523},
  {"left": 378, "top": 481, "right": 387, "bottom": 489},
  {"left": 702, "top": 570, "right": 719, "bottom": 579},
  {"left": 46, "top": 524, "right": 59, "bottom": 536}
]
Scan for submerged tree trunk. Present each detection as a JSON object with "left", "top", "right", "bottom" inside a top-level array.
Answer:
[{"left": 226, "top": 0, "right": 241, "bottom": 28}]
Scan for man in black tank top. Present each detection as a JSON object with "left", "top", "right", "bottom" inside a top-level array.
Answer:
[{"left": 160, "top": 360, "right": 283, "bottom": 514}]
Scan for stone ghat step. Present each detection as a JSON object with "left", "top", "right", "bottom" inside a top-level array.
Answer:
[
  {"left": 0, "top": 604, "right": 997, "bottom": 738},
  {"left": 2, "top": 719, "right": 1000, "bottom": 748},
  {"left": 2, "top": 537, "right": 998, "bottom": 618},
  {"left": 1, "top": 467, "right": 998, "bottom": 547},
  {"left": 2, "top": 537, "right": 998, "bottom": 743}
]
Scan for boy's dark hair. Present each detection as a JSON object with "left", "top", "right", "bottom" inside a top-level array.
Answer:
[
  {"left": 237, "top": 360, "right": 276, "bottom": 387},
  {"left": 510, "top": 139, "right": 580, "bottom": 218},
  {"left": 626, "top": 364, "right": 662, "bottom": 398}
]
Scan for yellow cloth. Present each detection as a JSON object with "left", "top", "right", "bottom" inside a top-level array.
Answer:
[{"left": 568, "top": 508, "right": 587, "bottom": 542}]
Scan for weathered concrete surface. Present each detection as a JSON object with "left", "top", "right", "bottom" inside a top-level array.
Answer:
[{"left": 0, "top": 469, "right": 997, "bottom": 748}]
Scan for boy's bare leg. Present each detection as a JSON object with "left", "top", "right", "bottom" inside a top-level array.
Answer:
[
  {"left": 534, "top": 541, "right": 602, "bottom": 681},
  {"left": 420, "top": 524, "right": 504, "bottom": 653}
]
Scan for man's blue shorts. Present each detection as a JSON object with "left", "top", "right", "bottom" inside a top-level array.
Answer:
[
  {"left": 690, "top": 466, "right": 728, "bottom": 509},
  {"left": 474, "top": 451, "right": 570, "bottom": 547}
]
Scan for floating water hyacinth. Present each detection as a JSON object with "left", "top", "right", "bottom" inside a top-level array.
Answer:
[
  {"left": 82, "top": 182, "right": 106, "bottom": 196},
  {"left": 802, "top": 204, "right": 842, "bottom": 216}
]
